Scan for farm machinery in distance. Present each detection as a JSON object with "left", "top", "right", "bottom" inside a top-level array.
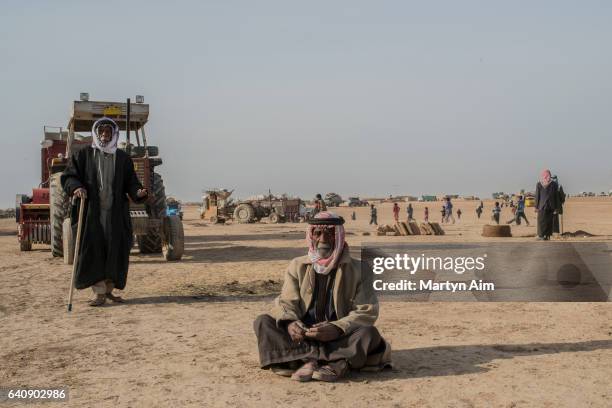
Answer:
[{"left": 200, "top": 189, "right": 304, "bottom": 224}]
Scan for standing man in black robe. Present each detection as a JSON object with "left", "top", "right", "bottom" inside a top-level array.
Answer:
[
  {"left": 61, "top": 117, "right": 147, "bottom": 306},
  {"left": 535, "top": 169, "right": 560, "bottom": 240}
]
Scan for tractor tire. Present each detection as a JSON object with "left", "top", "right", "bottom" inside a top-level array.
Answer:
[
  {"left": 234, "top": 204, "right": 255, "bottom": 223},
  {"left": 62, "top": 218, "right": 74, "bottom": 265},
  {"left": 20, "top": 241, "right": 32, "bottom": 251},
  {"left": 209, "top": 216, "right": 219, "bottom": 224},
  {"left": 137, "top": 234, "right": 162, "bottom": 254},
  {"left": 482, "top": 224, "right": 512, "bottom": 237},
  {"left": 163, "top": 215, "right": 184, "bottom": 261},
  {"left": 149, "top": 172, "right": 167, "bottom": 219},
  {"left": 269, "top": 212, "right": 280, "bottom": 224},
  {"left": 138, "top": 172, "right": 166, "bottom": 254},
  {"left": 50, "top": 172, "right": 69, "bottom": 257}
]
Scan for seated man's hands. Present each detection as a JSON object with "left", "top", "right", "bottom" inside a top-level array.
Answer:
[
  {"left": 136, "top": 188, "right": 148, "bottom": 198},
  {"left": 287, "top": 320, "right": 306, "bottom": 343},
  {"left": 74, "top": 188, "right": 87, "bottom": 199},
  {"left": 304, "top": 322, "right": 343, "bottom": 342}
]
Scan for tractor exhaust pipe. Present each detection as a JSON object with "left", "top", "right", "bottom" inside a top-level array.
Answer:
[{"left": 126, "top": 98, "right": 131, "bottom": 155}]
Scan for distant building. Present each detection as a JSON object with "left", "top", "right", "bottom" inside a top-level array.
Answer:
[{"left": 420, "top": 195, "right": 437, "bottom": 202}]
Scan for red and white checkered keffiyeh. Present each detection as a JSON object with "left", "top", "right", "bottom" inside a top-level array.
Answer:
[{"left": 306, "top": 211, "right": 347, "bottom": 275}]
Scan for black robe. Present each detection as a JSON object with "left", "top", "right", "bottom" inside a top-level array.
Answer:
[
  {"left": 61, "top": 146, "right": 145, "bottom": 290},
  {"left": 535, "top": 181, "right": 560, "bottom": 238}
]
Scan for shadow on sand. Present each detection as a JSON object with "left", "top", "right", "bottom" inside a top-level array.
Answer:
[
  {"left": 122, "top": 293, "right": 276, "bottom": 305},
  {"left": 187, "top": 232, "right": 305, "bottom": 243},
  {"left": 133, "top": 245, "right": 305, "bottom": 264},
  {"left": 350, "top": 339, "right": 612, "bottom": 381}
]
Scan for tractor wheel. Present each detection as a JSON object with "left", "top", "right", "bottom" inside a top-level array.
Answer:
[
  {"left": 50, "top": 172, "right": 69, "bottom": 257},
  {"left": 234, "top": 204, "right": 255, "bottom": 223},
  {"left": 62, "top": 218, "right": 74, "bottom": 265},
  {"left": 138, "top": 172, "right": 166, "bottom": 254},
  {"left": 137, "top": 234, "right": 162, "bottom": 254},
  {"left": 209, "top": 216, "right": 218, "bottom": 224},
  {"left": 269, "top": 212, "right": 280, "bottom": 224},
  {"left": 149, "top": 172, "right": 167, "bottom": 219},
  {"left": 163, "top": 215, "right": 184, "bottom": 261}
]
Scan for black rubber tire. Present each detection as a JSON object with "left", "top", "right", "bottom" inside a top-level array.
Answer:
[
  {"left": 234, "top": 203, "right": 255, "bottom": 223},
  {"left": 138, "top": 172, "right": 165, "bottom": 254},
  {"left": 62, "top": 218, "right": 74, "bottom": 265},
  {"left": 163, "top": 215, "right": 184, "bottom": 261},
  {"left": 50, "top": 172, "right": 69, "bottom": 257},
  {"left": 137, "top": 234, "right": 162, "bottom": 254},
  {"left": 269, "top": 212, "right": 280, "bottom": 224}
]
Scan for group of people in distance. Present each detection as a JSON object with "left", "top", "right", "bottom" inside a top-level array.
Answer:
[{"left": 358, "top": 169, "right": 565, "bottom": 242}]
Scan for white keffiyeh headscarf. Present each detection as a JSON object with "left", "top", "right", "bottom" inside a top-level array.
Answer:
[{"left": 92, "top": 117, "right": 119, "bottom": 154}]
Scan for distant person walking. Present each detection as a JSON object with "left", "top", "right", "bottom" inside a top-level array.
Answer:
[
  {"left": 407, "top": 203, "right": 414, "bottom": 221},
  {"left": 369, "top": 204, "right": 378, "bottom": 225},
  {"left": 456, "top": 208, "right": 462, "bottom": 220},
  {"left": 492, "top": 202, "right": 501, "bottom": 224},
  {"left": 508, "top": 195, "right": 530, "bottom": 226},
  {"left": 313, "top": 193, "right": 327, "bottom": 215},
  {"left": 424, "top": 207, "right": 429, "bottom": 222},
  {"left": 476, "top": 201, "right": 483, "bottom": 219},
  {"left": 444, "top": 197, "right": 455, "bottom": 224},
  {"left": 440, "top": 205, "right": 446, "bottom": 223},
  {"left": 392, "top": 203, "right": 400, "bottom": 222},
  {"left": 535, "top": 169, "right": 560, "bottom": 240}
]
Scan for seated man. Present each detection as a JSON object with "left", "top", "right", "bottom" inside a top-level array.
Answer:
[{"left": 253, "top": 212, "right": 391, "bottom": 382}]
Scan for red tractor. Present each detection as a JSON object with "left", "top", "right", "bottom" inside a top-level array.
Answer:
[
  {"left": 16, "top": 94, "right": 184, "bottom": 262},
  {"left": 15, "top": 127, "right": 88, "bottom": 251}
]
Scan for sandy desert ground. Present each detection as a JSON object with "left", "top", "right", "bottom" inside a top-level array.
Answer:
[{"left": 1, "top": 199, "right": 611, "bottom": 407}]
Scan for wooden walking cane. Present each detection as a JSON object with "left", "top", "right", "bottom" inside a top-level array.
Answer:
[{"left": 67, "top": 196, "right": 86, "bottom": 312}]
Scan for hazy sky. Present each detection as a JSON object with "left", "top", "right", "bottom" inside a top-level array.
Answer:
[{"left": 1, "top": 0, "right": 611, "bottom": 207}]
